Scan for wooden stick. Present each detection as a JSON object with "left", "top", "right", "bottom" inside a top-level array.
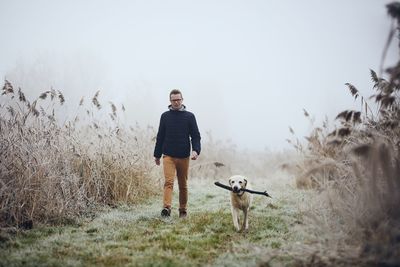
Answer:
[{"left": 214, "top": 181, "right": 272, "bottom": 198}]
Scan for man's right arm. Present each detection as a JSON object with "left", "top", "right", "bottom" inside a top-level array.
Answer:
[{"left": 154, "top": 114, "right": 166, "bottom": 163}]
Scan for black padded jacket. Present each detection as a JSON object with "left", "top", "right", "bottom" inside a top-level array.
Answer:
[{"left": 154, "top": 106, "right": 201, "bottom": 159}]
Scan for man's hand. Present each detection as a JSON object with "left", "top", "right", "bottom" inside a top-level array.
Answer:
[
  {"left": 191, "top": 151, "right": 198, "bottom": 160},
  {"left": 155, "top": 157, "right": 161, "bottom": 166}
]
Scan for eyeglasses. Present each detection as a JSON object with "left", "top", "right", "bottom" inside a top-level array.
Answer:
[{"left": 170, "top": 99, "right": 182, "bottom": 102}]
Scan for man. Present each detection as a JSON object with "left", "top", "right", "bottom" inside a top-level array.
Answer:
[{"left": 154, "top": 89, "right": 201, "bottom": 218}]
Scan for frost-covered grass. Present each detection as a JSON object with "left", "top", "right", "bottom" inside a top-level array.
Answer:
[{"left": 0, "top": 174, "right": 314, "bottom": 267}]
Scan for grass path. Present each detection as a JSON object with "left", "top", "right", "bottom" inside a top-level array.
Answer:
[{"left": 0, "top": 173, "right": 315, "bottom": 267}]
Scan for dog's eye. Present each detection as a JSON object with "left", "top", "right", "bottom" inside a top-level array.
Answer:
[{"left": 239, "top": 181, "right": 243, "bottom": 184}]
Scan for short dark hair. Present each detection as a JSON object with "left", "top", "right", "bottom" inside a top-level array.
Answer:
[{"left": 169, "top": 89, "right": 182, "bottom": 99}]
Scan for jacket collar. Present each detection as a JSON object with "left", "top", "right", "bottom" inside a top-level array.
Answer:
[{"left": 168, "top": 104, "right": 186, "bottom": 111}]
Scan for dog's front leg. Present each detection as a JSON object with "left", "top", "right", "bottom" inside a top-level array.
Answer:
[
  {"left": 231, "top": 207, "right": 240, "bottom": 232},
  {"left": 242, "top": 208, "right": 249, "bottom": 232}
]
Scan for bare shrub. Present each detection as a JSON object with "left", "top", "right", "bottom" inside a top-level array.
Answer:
[{"left": 307, "top": 140, "right": 400, "bottom": 265}]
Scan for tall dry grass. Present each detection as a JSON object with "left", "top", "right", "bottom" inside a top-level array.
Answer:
[
  {"left": 0, "top": 82, "right": 158, "bottom": 227},
  {"left": 289, "top": 2, "right": 400, "bottom": 265}
]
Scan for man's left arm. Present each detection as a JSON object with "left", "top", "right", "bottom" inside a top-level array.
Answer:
[{"left": 189, "top": 114, "right": 201, "bottom": 160}]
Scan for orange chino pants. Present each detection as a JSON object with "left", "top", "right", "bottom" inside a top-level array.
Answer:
[{"left": 162, "top": 156, "right": 190, "bottom": 212}]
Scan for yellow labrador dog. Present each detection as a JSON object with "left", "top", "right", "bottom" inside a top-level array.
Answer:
[{"left": 229, "top": 175, "right": 253, "bottom": 232}]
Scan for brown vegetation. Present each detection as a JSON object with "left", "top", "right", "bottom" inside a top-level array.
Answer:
[
  {"left": 0, "top": 84, "right": 158, "bottom": 227},
  {"left": 288, "top": 2, "right": 400, "bottom": 265}
]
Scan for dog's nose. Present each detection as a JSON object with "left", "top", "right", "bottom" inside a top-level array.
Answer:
[{"left": 233, "top": 186, "right": 239, "bottom": 192}]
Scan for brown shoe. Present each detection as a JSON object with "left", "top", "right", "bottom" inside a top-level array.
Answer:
[{"left": 179, "top": 210, "right": 187, "bottom": 218}]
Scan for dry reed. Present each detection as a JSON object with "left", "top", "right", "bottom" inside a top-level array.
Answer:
[
  {"left": 0, "top": 84, "right": 158, "bottom": 227},
  {"left": 287, "top": 3, "right": 400, "bottom": 265}
]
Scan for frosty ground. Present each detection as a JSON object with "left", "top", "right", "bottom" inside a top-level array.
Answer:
[{"left": 0, "top": 172, "right": 331, "bottom": 267}]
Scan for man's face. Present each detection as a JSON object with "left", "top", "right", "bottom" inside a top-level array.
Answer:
[{"left": 170, "top": 93, "right": 183, "bottom": 110}]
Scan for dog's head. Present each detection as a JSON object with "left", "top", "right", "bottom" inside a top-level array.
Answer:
[{"left": 228, "top": 175, "right": 247, "bottom": 193}]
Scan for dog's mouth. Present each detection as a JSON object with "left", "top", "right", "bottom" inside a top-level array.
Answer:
[{"left": 232, "top": 186, "right": 241, "bottom": 193}]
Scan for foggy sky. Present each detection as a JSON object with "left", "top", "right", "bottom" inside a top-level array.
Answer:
[{"left": 0, "top": 0, "right": 397, "bottom": 151}]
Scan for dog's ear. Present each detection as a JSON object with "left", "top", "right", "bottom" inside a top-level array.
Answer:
[
  {"left": 243, "top": 178, "right": 247, "bottom": 187},
  {"left": 228, "top": 178, "right": 232, "bottom": 184}
]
